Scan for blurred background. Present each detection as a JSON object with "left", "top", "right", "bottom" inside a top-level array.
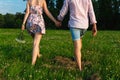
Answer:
[{"left": 0, "top": 0, "right": 120, "bottom": 30}]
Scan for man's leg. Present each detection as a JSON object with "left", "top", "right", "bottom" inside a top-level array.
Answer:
[{"left": 73, "top": 39, "right": 82, "bottom": 71}]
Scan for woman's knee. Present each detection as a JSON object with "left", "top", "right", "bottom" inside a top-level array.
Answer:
[{"left": 33, "top": 42, "right": 39, "bottom": 47}]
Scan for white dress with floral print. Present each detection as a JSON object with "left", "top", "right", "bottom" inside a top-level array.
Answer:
[{"left": 26, "top": 6, "right": 45, "bottom": 34}]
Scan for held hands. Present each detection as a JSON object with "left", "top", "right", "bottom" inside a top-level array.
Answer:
[
  {"left": 55, "top": 20, "right": 62, "bottom": 27},
  {"left": 92, "top": 23, "right": 97, "bottom": 36}
]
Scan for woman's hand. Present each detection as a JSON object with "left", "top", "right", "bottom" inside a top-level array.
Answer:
[{"left": 21, "top": 24, "right": 25, "bottom": 31}]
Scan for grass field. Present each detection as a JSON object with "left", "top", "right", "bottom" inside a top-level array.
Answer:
[{"left": 0, "top": 29, "right": 120, "bottom": 80}]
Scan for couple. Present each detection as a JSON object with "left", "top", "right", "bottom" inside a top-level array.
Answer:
[{"left": 21, "top": 0, "right": 97, "bottom": 71}]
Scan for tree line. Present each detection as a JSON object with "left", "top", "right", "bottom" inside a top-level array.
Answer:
[{"left": 0, "top": 0, "right": 120, "bottom": 30}]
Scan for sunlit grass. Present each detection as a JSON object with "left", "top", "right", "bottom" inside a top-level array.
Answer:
[{"left": 0, "top": 29, "right": 120, "bottom": 80}]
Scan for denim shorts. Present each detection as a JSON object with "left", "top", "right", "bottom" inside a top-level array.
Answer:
[{"left": 70, "top": 27, "right": 86, "bottom": 41}]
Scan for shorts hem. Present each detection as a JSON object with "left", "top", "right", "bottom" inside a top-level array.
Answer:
[{"left": 72, "top": 38, "right": 80, "bottom": 41}]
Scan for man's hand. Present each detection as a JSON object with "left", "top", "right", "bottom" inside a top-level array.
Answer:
[
  {"left": 92, "top": 23, "right": 97, "bottom": 36},
  {"left": 55, "top": 20, "right": 62, "bottom": 27}
]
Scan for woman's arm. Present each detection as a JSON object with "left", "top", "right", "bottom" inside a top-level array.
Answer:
[
  {"left": 21, "top": 1, "right": 30, "bottom": 30},
  {"left": 43, "top": 0, "right": 58, "bottom": 24}
]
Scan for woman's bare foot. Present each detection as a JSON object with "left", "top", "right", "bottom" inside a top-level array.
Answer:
[
  {"left": 37, "top": 53, "right": 42, "bottom": 58},
  {"left": 31, "top": 54, "right": 42, "bottom": 65}
]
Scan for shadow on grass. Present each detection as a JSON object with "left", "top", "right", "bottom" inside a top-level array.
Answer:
[
  {"left": 49, "top": 56, "right": 93, "bottom": 70},
  {"left": 0, "top": 69, "right": 6, "bottom": 80},
  {"left": 42, "top": 56, "right": 77, "bottom": 70},
  {"left": 41, "top": 56, "right": 101, "bottom": 80}
]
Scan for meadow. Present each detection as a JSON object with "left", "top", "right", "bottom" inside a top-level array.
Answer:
[{"left": 0, "top": 29, "right": 120, "bottom": 80}]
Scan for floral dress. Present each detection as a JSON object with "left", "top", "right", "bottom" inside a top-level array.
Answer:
[{"left": 26, "top": 6, "right": 45, "bottom": 34}]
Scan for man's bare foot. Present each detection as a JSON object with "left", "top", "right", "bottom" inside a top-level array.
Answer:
[
  {"left": 32, "top": 62, "right": 35, "bottom": 66},
  {"left": 78, "top": 65, "right": 82, "bottom": 71},
  {"left": 79, "top": 68, "right": 82, "bottom": 71}
]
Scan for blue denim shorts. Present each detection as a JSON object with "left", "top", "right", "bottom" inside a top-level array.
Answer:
[{"left": 70, "top": 27, "right": 86, "bottom": 41}]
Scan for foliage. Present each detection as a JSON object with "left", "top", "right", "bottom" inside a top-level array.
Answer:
[
  {"left": 0, "top": 29, "right": 120, "bottom": 80},
  {"left": 56, "top": 0, "right": 64, "bottom": 10},
  {"left": 0, "top": 0, "right": 120, "bottom": 29},
  {"left": 0, "top": 14, "right": 5, "bottom": 28},
  {"left": 97, "top": 0, "right": 120, "bottom": 29},
  {"left": 4, "top": 13, "right": 16, "bottom": 28},
  {"left": 15, "top": 12, "right": 24, "bottom": 28}
]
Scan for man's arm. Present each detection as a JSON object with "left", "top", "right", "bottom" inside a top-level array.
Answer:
[
  {"left": 88, "top": 0, "right": 97, "bottom": 24},
  {"left": 88, "top": 0, "right": 97, "bottom": 36},
  {"left": 57, "top": 0, "right": 69, "bottom": 21}
]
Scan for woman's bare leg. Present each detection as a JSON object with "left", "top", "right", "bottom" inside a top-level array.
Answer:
[
  {"left": 32, "top": 33, "right": 42, "bottom": 65},
  {"left": 37, "top": 48, "right": 42, "bottom": 58}
]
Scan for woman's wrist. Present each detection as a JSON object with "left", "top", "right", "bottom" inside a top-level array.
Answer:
[
  {"left": 22, "top": 23, "right": 25, "bottom": 26},
  {"left": 53, "top": 19, "right": 56, "bottom": 24}
]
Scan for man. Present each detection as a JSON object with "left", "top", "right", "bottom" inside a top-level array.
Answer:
[{"left": 57, "top": 0, "right": 97, "bottom": 71}]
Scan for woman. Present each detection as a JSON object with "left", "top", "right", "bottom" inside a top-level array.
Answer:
[{"left": 21, "top": 0, "right": 61, "bottom": 65}]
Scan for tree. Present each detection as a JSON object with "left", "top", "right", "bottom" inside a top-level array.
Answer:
[
  {"left": 56, "top": 0, "right": 63, "bottom": 11},
  {"left": 112, "top": 0, "right": 120, "bottom": 29},
  {"left": 15, "top": 12, "right": 24, "bottom": 28},
  {"left": 4, "top": 13, "right": 15, "bottom": 28},
  {"left": 0, "top": 14, "right": 5, "bottom": 28}
]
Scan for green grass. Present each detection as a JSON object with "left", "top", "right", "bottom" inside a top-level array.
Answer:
[{"left": 0, "top": 29, "right": 120, "bottom": 80}]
